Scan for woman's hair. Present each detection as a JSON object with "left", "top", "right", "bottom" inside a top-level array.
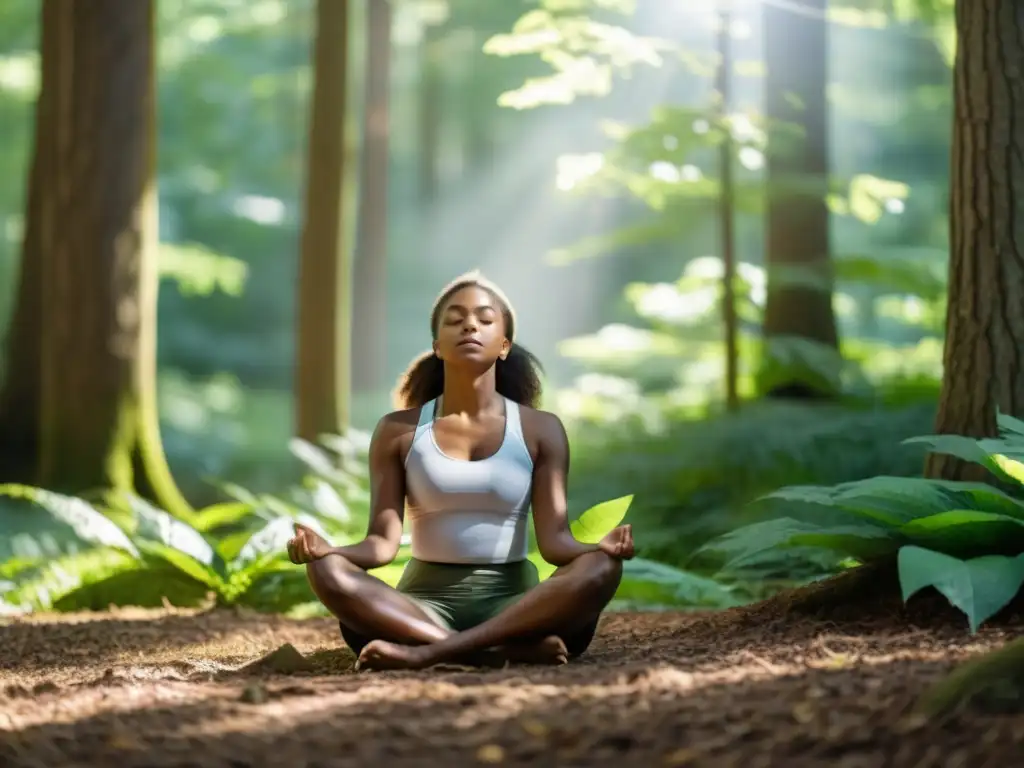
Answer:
[{"left": 394, "top": 271, "right": 544, "bottom": 409}]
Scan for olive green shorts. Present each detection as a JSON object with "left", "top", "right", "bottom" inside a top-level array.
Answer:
[{"left": 338, "top": 557, "right": 598, "bottom": 657}]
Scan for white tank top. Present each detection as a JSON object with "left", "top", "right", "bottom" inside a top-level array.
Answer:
[{"left": 404, "top": 397, "right": 534, "bottom": 564}]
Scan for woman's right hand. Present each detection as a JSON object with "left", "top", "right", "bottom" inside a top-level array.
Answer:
[
  {"left": 597, "top": 524, "right": 634, "bottom": 561},
  {"left": 286, "top": 523, "right": 333, "bottom": 564}
]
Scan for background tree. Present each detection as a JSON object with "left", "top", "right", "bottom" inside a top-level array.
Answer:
[
  {"left": 0, "top": 7, "right": 47, "bottom": 484},
  {"left": 295, "top": 0, "right": 363, "bottom": 441},
  {"left": 760, "top": 0, "right": 840, "bottom": 399},
  {"left": 352, "top": 0, "right": 392, "bottom": 394},
  {"left": 3, "top": 0, "right": 189, "bottom": 515},
  {"left": 925, "top": 0, "right": 1024, "bottom": 481}
]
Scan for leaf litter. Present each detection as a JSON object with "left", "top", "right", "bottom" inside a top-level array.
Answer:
[{"left": 2, "top": 581, "right": 1024, "bottom": 767}]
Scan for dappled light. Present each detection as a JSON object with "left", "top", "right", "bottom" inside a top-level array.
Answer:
[{"left": 1, "top": 0, "right": 1023, "bottom": 764}]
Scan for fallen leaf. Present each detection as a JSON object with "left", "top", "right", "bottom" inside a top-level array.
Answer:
[{"left": 476, "top": 744, "right": 505, "bottom": 763}]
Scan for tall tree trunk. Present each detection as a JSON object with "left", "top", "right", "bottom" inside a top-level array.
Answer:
[
  {"left": 417, "top": 23, "right": 442, "bottom": 206},
  {"left": 352, "top": 0, "right": 391, "bottom": 394},
  {"left": 0, "top": 4, "right": 51, "bottom": 483},
  {"left": 463, "top": 31, "right": 493, "bottom": 174},
  {"left": 717, "top": 4, "right": 739, "bottom": 411},
  {"left": 761, "top": 0, "right": 839, "bottom": 399},
  {"left": 925, "top": 0, "right": 1024, "bottom": 481},
  {"left": 31, "top": 0, "right": 189, "bottom": 516},
  {"left": 295, "top": 0, "right": 361, "bottom": 440}
]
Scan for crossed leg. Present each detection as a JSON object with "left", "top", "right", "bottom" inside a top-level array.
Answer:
[
  {"left": 304, "top": 554, "right": 573, "bottom": 667},
  {"left": 357, "top": 549, "right": 623, "bottom": 671}
]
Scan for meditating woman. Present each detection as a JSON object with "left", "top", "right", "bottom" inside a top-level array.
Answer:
[{"left": 286, "top": 272, "right": 634, "bottom": 670}]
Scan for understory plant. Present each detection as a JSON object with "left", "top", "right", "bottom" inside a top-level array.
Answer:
[
  {"left": 0, "top": 478, "right": 736, "bottom": 615},
  {"left": 698, "top": 412, "right": 1024, "bottom": 632}
]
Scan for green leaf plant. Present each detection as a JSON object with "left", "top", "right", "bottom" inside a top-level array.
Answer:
[{"left": 696, "top": 412, "right": 1024, "bottom": 632}]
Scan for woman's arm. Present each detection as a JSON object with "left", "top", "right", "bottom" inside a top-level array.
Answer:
[
  {"left": 326, "top": 414, "right": 407, "bottom": 569},
  {"left": 530, "top": 411, "right": 601, "bottom": 567}
]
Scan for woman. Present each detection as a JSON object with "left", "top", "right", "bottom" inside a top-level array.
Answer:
[{"left": 286, "top": 272, "right": 634, "bottom": 671}]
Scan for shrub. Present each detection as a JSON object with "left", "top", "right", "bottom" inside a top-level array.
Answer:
[{"left": 698, "top": 412, "right": 1024, "bottom": 631}]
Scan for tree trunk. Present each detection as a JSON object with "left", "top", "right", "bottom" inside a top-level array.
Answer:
[
  {"left": 31, "top": 0, "right": 189, "bottom": 516},
  {"left": 352, "top": 0, "right": 391, "bottom": 394},
  {"left": 761, "top": 0, "right": 839, "bottom": 399},
  {"left": 925, "top": 0, "right": 1024, "bottom": 481},
  {"left": 0, "top": 4, "right": 51, "bottom": 483},
  {"left": 417, "top": 23, "right": 442, "bottom": 206},
  {"left": 463, "top": 31, "right": 493, "bottom": 174},
  {"left": 295, "top": 0, "right": 359, "bottom": 440}
]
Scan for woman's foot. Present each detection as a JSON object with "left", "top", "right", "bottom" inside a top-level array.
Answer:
[
  {"left": 357, "top": 635, "right": 570, "bottom": 671},
  {"left": 504, "top": 635, "right": 568, "bottom": 666},
  {"left": 358, "top": 639, "right": 435, "bottom": 670}
]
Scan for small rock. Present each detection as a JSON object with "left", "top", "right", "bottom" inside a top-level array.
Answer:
[{"left": 239, "top": 684, "right": 269, "bottom": 704}]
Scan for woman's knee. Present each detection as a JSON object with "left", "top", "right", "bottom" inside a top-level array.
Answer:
[
  {"left": 577, "top": 550, "right": 624, "bottom": 595},
  {"left": 306, "top": 553, "right": 362, "bottom": 600}
]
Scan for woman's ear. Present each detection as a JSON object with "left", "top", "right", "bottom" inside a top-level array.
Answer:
[
  {"left": 432, "top": 339, "right": 443, "bottom": 360},
  {"left": 499, "top": 339, "right": 511, "bottom": 361}
]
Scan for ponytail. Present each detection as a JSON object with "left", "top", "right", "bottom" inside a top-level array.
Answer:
[
  {"left": 393, "top": 272, "right": 545, "bottom": 410},
  {"left": 393, "top": 350, "right": 444, "bottom": 409}
]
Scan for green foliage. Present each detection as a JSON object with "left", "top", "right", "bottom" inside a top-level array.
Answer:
[
  {"left": 484, "top": 0, "right": 668, "bottom": 109},
  {"left": 0, "top": 429, "right": 374, "bottom": 614},
  {"left": 899, "top": 546, "right": 1024, "bottom": 633},
  {"left": 570, "top": 493, "right": 632, "bottom": 543},
  {"left": 701, "top": 413, "right": 1024, "bottom": 632},
  {"left": 0, "top": 483, "right": 333, "bottom": 613},
  {"left": 563, "top": 397, "right": 937, "bottom": 571}
]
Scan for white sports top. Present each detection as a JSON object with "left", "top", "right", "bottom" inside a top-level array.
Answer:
[{"left": 404, "top": 397, "right": 534, "bottom": 564}]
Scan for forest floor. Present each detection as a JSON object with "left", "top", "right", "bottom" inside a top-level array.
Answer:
[{"left": 3, "top": 573, "right": 1023, "bottom": 767}]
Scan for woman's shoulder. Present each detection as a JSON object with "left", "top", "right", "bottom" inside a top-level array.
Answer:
[
  {"left": 376, "top": 406, "right": 422, "bottom": 432},
  {"left": 517, "top": 404, "right": 568, "bottom": 444}
]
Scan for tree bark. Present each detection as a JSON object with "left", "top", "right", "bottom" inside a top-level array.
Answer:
[
  {"left": 352, "top": 0, "right": 391, "bottom": 394},
  {"left": 417, "top": 23, "right": 442, "bottom": 206},
  {"left": 295, "top": 0, "right": 358, "bottom": 440},
  {"left": 925, "top": 0, "right": 1024, "bottom": 480},
  {"left": 0, "top": 3, "right": 52, "bottom": 483},
  {"left": 761, "top": 0, "right": 839, "bottom": 399},
  {"left": 30, "top": 0, "right": 189, "bottom": 516}
]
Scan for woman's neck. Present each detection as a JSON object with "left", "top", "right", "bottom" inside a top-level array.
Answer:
[{"left": 440, "top": 368, "right": 501, "bottom": 417}]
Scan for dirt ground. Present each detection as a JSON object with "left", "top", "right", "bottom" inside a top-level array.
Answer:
[{"left": 3, "top": 575, "right": 1024, "bottom": 767}]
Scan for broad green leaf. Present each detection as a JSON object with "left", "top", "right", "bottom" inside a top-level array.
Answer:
[
  {"left": 904, "top": 434, "right": 1020, "bottom": 484},
  {"left": 570, "top": 494, "right": 633, "bottom": 544},
  {"left": 619, "top": 557, "right": 739, "bottom": 607},
  {"left": 697, "top": 517, "right": 898, "bottom": 570},
  {"left": 758, "top": 476, "right": 1024, "bottom": 526},
  {"left": 53, "top": 565, "right": 214, "bottom": 611},
  {"left": 997, "top": 411, "right": 1024, "bottom": 439},
  {"left": 308, "top": 480, "right": 352, "bottom": 524},
  {"left": 900, "top": 510, "right": 1024, "bottom": 556},
  {"left": 234, "top": 566, "right": 317, "bottom": 612},
  {"left": 898, "top": 546, "right": 1024, "bottom": 632},
  {"left": 124, "top": 494, "right": 225, "bottom": 575},
  {"left": 288, "top": 438, "right": 350, "bottom": 485},
  {"left": 192, "top": 502, "right": 258, "bottom": 533},
  {"left": 0, "top": 484, "right": 139, "bottom": 557},
  {"left": 993, "top": 455, "right": 1024, "bottom": 486},
  {"left": 1, "top": 548, "right": 139, "bottom": 611},
  {"left": 135, "top": 540, "right": 223, "bottom": 592}
]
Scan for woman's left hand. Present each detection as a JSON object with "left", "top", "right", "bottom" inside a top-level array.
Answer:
[{"left": 598, "top": 524, "right": 634, "bottom": 560}]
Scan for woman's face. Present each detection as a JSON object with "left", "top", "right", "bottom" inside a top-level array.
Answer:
[{"left": 433, "top": 284, "right": 510, "bottom": 368}]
